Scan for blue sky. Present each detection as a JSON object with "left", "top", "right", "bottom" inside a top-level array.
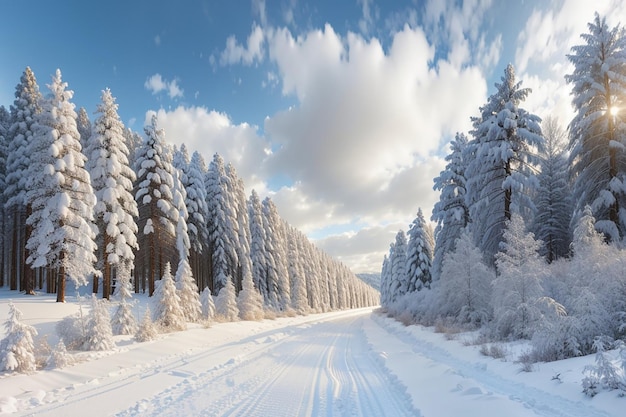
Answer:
[{"left": 1, "top": 0, "right": 624, "bottom": 272}]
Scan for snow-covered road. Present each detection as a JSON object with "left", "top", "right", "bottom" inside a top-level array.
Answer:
[{"left": 5, "top": 307, "right": 622, "bottom": 417}]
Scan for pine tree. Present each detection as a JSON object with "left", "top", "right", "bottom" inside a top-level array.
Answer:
[
  {"left": 389, "top": 230, "right": 408, "bottom": 302},
  {"left": 532, "top": 116, "right": 572, "bottom": 261},
  {"left": 492, "top": 214, "right": 545, "bottom": 339},
  {"left": 380, "top": 254, "right": 391, "bottom": 308},
  {"left": 0, "top": 106, "right": 9, "bottom": 288},
  {"left": 135, "top": 306, "right": 158, "bottom": 342},
  {"left": 134, "top": 115, "right": 178, "bottom": 295},
  {"left": 25, "top": 69, "right": 98, "bottom": 302},
  {"left": 76, "top": 107, "right": 91, "bottom": 150},
  {"left": 5, "top": 67, "right": 42, "bottom": 293},
  {"left": 47, "top": 340, "right": 73, "bottom": 369},
  {"left": 84, "top": 295, "right": 115, "bottom": 351},
  {"left": 238, "top": 273, "right": 264, "bottom": 320},
  {"left": 248, "top": 190, "right": 269, "bottom": 303},
  {"left": 286, "top": 226, "right": 308, "bottom": 314},
  {"left": 440, "top": 231, "right": 494, "bottom": 326},
  {"left": 200, "top": 286, "right": 216, "bottom": 323},
  {"left": 111, "top": 263, "right": 136, "bottom": 335},
  {"left": 151, "top": 262, "right": 186, "bottom": 331},
  {"left": 205, "top": 153, "right": 239, "bottom": 294},
  {"left": 465, "top": 64, "right": 543, "bottom": 264},
  {"left": 566, "top": 13, "right": 626, "bottom": 242},
  {"left": 0, "top": 301, "right": 38, "bottom": 372},
  {"left": 86, "top": 88, "right": 138, "bottom": 299},
  {"left": 432, "top": 132, "right": 469, "bottom": 281},
  {"left": 405, "top": 208, "right": 433, "bottom": 291},
  {"left": 186, "top": 151, "right": 209, "bottom": 289},
  {"left": 215, "top": 278, "right": 239, "bottom": 321},
  {"left": 262, "top": 197, "right": 291, "bottom": 310}
]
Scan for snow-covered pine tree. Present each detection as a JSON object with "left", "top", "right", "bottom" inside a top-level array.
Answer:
[
  {"left": 439, "top": 231, "right": 494, "bottom": 326},
  {"left": 248, "top": 190, "right": 269, "bottom": 303},
  {"left": 186, "top": 151, "right": 209, "bottom": 289},
  {"left": 238, "top": 272, "right": 265, "bottom": 321},
  {"left": 200, "top": 286, "right": 216, "bottom": 323},
  {"left": 0, "top": 106, "right": 9, "bottom": 288},
  {"left": 47, "top": 340, "right": 73, "bottom": 369},
  {"left": 205, "top": 153, "right": 239, "bottom": 294},
  {"left": 133, "top": 115, "right": 178, "bottom": 295},
  {"left": 135, "top": 306, "right": 158, "bottom": 342},
  {"left": 5, "top": 67, "right": 42, "bottom": 293},
  {"left": 389, "top": 230, "right": 408, "bottom": 302},
  {"left": 226, "top": 164, "right": 255, "bottom": 296},
  {"left": 122, "top": 127, "right": 143, "bottom": 168},
  {"left": 262, "top": 197, "right": 291, "bottom": 310},
  {"left": 432, "top": 132, "right": 469, "bottom": 281},
  {"left": 286, "top": 226, "right": 308, "bottom": 314},
  {"left": 532, "top": 116, "right": 572, "bottom": 262},
  {"left": 151, "top": 262, "right": 186, "bottom": 331},
  {"left": 25, "top": 69, "right": 98, "bottom": 302},
  {"left": 492, "top": 214, "right": 546, "bottom": 339},
  {"left": 405, "top": 208, "right": 433, "bottom": 292},
  {"left": 87, "top": 88, "right": 138, "bottom": 299},
  {"left": 215, "top": 277, "right": 239, "bottom": 321},
  {"left": 380, "top": 254, "right": 391, "bottom": 308},
  {"left": 566, "top": 13, "right": 626, "bottom": 242},
  {"left": 465, "top": 64, "right": 543, "bottom": 264},
  {"left": 173, "top": 169, "right": 202, "bottom": 323},
  {"left": 83, "top": 294, "right": 115, "bottom": 351},
  {"left": 111, "top": 263, "right": 137, "bottom": 335},
  {"left": 0, "top": 301, "right": 38, "bottom": 373},
  {"left": 76, "top": 107, "right": 91, "bottom": 150}
]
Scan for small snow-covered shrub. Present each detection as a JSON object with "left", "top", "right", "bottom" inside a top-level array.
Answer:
[
  {"left": 56, "top": 313, "right": 87, "bottom": 351},
  {"left": 479, "top": 343, "right": 507, "bottom": 360},
  {"left": 47, "top": 340, "right": 74, "bottom": 369},
  {"left": 135, "top": 307, "right": 158, "bottom": 342},
  {"left": 582, "top": 337, "right": 626, "bottom": 397},
  {"left": 531, "top": 316, "right": 581, "bottom": 362}
]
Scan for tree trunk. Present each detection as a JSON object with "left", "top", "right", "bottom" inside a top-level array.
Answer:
[{"left": 57, "top": 254, "right": 66, "bottom": 303}]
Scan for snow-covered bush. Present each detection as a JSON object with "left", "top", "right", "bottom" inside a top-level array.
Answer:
[
  {"left": 439, "top": 231, "right": 493, "bottom": 327},
  {"left": 135, "top": 307, "right": 158, "bottom": 342},
  {"left": 151, "top": 263, "right": 186, "bottom": 332},
  {"left": 111, "top": 263, "right": 137, "bottom": 335},
  {"left": 582, "top": 337, "right": 626, "bottom": 397},
  {"left": 238, "top": 275, "right": 264, "bottom": 321},
  {"left": 531, "top": 316, "right": 581, "bottom": 362},
  {"left": 0, "top": 302, "right": 38, "bottom": 373},
  {"left": 175, "top": 258, "right": 202, "bottom": 323},
  {"left": 200, "top": 287, "right": 216, "bottom": 323},
  {"left": 215, "top": 278, "right": 239, "bottom": 322},
  {"left": 84, "top": 295, "right": 115, "bottom": 351},
  {"left": 56, "top": 301, "right": 88, "bottom": 351},
  {"left": 47, "top": 340, "right": 74, "bottom": 369}
]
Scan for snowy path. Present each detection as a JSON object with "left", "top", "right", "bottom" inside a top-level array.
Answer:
[{"left": 4, "top": 308, "right": 621, "bottom": 417}]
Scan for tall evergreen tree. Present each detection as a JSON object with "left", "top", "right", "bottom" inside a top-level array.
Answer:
[
  {"left": 566, "top": 13, "right": 626, "bottom": 242},
  {"left": 532, "top": 116, "right": 573, "bottom": 261},
  {"left": 465, "top": 64, "right": 543, "bottom": 263},
  {"left": 86, "top": 88, "right": 138, "bottom": 298},
  {"left": 248, "top": 190, "right": 269, "bottom": 303},
  {"left": 432, "top": 132, "right": 469, "bottom": 281},
  {"left": 262, "top": 197, "right": 291, "bottom": 310},
  {"left": 187, "top": 151, "right": 210, "bottom": 288},
  {"left": 25, "top": 69, "right": 97, "bottom": 302},
  {"left": 205, "top": 153, "right": 239, "bottom": 294},
  {"left": 5, "top": 67, "right": 42, "bottom": 293},
  {"left": 388, "top": 230, "right": 407, "bottom": 302},
  {"left": 133, "top": 115, "right": 178, "bottom": 295},
  {"left": 0, "top": 106, "right": 9, "bottom": 288},
  {"left": 405, "top": 208, "right": 433, "bottom": 292}
]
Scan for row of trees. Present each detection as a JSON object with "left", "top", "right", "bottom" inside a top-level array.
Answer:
[
  {"left": 0, "top": 67, "right": 378, "bottom": 312},
  {"left": 381, "top": 13, "right": 626, "bottom": 362}
]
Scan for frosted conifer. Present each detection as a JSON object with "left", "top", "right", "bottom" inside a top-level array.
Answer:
[{"left": 0, "top": 302, "right": 38, "bottom": 372}]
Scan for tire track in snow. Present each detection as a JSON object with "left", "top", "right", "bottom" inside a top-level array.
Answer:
[{"left": 116, "top": 313, "right": 419, "bottom": 417}]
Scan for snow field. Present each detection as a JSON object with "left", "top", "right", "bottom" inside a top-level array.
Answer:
[{"left": 0, "top": 292, "right": 624, "bottom": 416}]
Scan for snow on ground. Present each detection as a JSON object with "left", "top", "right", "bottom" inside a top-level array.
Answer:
[{"left": 0, "top": 288, "right": 623, "bottom": 416}]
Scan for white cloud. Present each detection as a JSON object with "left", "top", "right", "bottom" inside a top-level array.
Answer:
[
  {"left": 219, "top": 24, "right": 266, "bottom": 66},
  {"left": 154, "top": 35, "right": 161, "bottom": 46},
  {"left": 144, "top": 74, "right": 184, "bottom": 99},
  {"left": 145, "top": 106, "right": 269, "bottom": 191},
  {"left": 357, "top": 0, "right": 377, "bottom": 34}
]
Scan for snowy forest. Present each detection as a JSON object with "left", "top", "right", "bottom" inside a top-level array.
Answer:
[
  {"left": 381, "top": 12, "right": 626, "bottom": 370},
  {"left": 0, "top": 64, "right": 378, "bottom": 321}
]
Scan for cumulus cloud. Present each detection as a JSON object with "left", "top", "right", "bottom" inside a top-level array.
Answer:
[
  {"left": 144, "top": 74, "right": 184, "bottom": 99},
  {"left": 145, "top": 106, "right": 269, "bottom": 191},
  {"left": 219, "top": 24, "right": 265, "bottom": 66}
]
